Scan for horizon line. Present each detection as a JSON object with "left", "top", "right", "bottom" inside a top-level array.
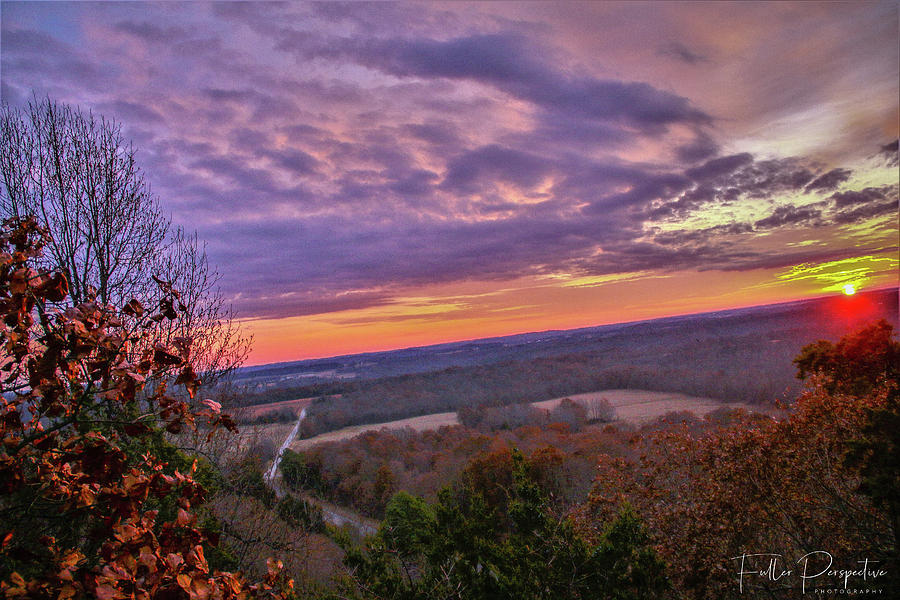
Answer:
[{"left": 240, "top": 285, "right": 898, "bottom": 369}]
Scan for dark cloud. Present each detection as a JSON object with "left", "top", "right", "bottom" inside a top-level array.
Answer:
[
  {"left": 675, "top": 130, "right": 720, "bottom": 163},
  {"left": 653, "top": 222, "right": 753, "bottom": 246},
  {"left": 3, "top": 27, "right": 70, "bottom": 55},
  {"left": 285, "top": 32, "right": 711, "bottom": 134},
  {"left": 114, "top": 20, "right": 190, "bottom": 44},
  {"left": 879, "top": 139, "right": 899, "bottom": 167},
  {"left": 658, "top": 41, "right": 709, "bottom": 65},
  {"left": 188, "top": 154, "right": 293, "bottom": 200},
  {"left": 263, "top": 148, "right": 320, "bottom": 176},
  {"left": 441, "top": 145, "right": 552, "bottom": 193},
  {"left": 359, "top": 33, "right": 549, "bottom": 85},
  {"left": 804, "top": 168, "right": 852, "bottom": 193},
  {"left": 204, "top": 213, "right": 604, "bottom": 314},
  {"left": 641, "top": 154, "right": 867, "bottom": 224},
  {"left": 832, "top": 199, "right": 899, "bottom": 225},
  {"left": 571, "top": 239, "right": 754, "bottom": 276},
  {"left": 203, "top": 87, "right": 257, "bottom": 103},
  {"left": 404, "top": 122, "right": 462, "bottom": 146},
  {"left": 830, "top": 187, "right": 886, "bottom": 208},
  {"left": 97, "top": 100, "right": 165, "bottom": 125},
  {"left": 0, "top": 81, "right": 26, "bottom": 106},
  {"left": 526, "top": 115, "right": 630, "bottom": 150},
  {"left": 590, "top": 173, "right": 692, "bottom": 213},
  {"left": 236, "top": 291, "right": 395, "bottom": 322},
  {"left": 646, "top": 185, "right": 717, "bottom": 219},
  {"left": 719, "top": 158, "right": 815, "bottom": 198},
  {"left": 686, "top": 153, "right": 754, "bottom": 181},
  {"left": 391, "top": 169, "right": 440, "bottom": 197},
  {"left": 754, "top": 204, "right": 823, "bottom": 229},
  {"left": 1, "top": 28, "right": 104, "bottom": 92},
  {"left": 828, "top": 184, "right": 898, "bottom": 225}
]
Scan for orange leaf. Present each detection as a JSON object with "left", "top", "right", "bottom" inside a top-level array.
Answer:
[
  {"left": 123, "top": 299, "right": 144, "bottom": 317},
  {"left": 165, "top": 553, "right": 184, "bottom": 570},
  {"left": 190, "top": 577, "right": 211, "bottom": 600},
  {"left": 79, "top": 485, "right": 96, "bottom": 507},
  {"left": 187, "top": 545, "right": 207, "bottom": 570},
  {"left": 59, "top": 549, "right": 82, "bottom": 569},
  {"left": 95, "top": 584, "right": 120, "bottom": 600},
  {"left": 176, "top": 508, "right": 192, "bottom": 526}
]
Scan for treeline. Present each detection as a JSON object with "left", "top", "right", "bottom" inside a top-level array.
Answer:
[
  {"left": 236, "top": 290, "right": 898, "bottom": 440},
  {"left": 281, "top": 404, "right": 756, "bottom": 520},
  {"left": 458, "top": 397, "right": 615, "bottom": 431},
  {"left": 232, "top": 382, "right": 345, "bottom": 407},
  {"left": 315, "top": 321, "right": 899, "bottom": 599},
  {"left": 298, "top": 329, "right": 804, "bottom": 437}
]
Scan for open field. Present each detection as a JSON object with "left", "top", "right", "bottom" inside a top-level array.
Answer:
[
  {"left": 290, "top": 389, "right": 762, "bottom": 451},
  {"left": 532, "top": 390, "right": 762, "bottom": 423},
  {"left": 233, "top": 396, "right": 317, "bottom": 421},
  {"left": 292, "top": 411, "right": 459, "bottom": 450}
]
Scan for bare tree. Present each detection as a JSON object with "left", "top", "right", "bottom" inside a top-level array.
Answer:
[
  {"left": 583, "top": 396, "right": 616, "bottom": 423},
  {"left": 0, "top": 96, "right": 249, "bottom": 384},
  {"left": 156, "top": 227, "right": 251, "bottom": 382}
]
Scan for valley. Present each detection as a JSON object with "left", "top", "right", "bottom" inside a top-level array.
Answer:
[{"left": 287, "top": 388, "right": 762, "bottom": 451}]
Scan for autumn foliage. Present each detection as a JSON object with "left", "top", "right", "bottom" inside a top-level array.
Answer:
[
  {"left": 584, "top": 319, "right": 899, "bottom": 598},
  {"left": 0, "top": 218, "right": 291, "bottom": 599}
]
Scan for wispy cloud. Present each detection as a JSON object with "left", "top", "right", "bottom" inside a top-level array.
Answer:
[{"left": 1, "top": 1, "right": 896, "bottom": 333}]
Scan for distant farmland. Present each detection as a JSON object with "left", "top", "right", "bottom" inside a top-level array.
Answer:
[{"left": 290, "top": 389, "right": 763, "bottom": 450}]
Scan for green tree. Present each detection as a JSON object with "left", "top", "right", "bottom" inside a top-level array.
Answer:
[
  {"left": 280, "top": 449, "right": 323, "bottom": 493},
  {"left": 276, "top": 495, "right": 325, "bottom": 534},
  {"left": 343, "top": 450, "right": 667, "bottom": 600}
]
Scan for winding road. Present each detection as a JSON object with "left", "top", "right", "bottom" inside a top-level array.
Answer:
[
  {"left": 264, "top": 407, "right": 306, "bottom": 488},
  {"left": 264, "top": 407, "right": 377, "bottom": 536}
]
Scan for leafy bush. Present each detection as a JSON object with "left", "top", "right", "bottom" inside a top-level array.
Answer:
[{"left": 0, "top": 218, "right": 291, "bottom": 599}]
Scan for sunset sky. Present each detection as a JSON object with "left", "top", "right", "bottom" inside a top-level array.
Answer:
[{"left": 2, "top": 1, "right": 897, "bottom": 365}]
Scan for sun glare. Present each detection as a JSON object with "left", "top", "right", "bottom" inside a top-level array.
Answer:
[{"left": 842, "top": 283, "right": 856, "bottom": 295}]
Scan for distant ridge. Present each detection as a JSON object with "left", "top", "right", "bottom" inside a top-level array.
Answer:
[{"left": 233, "top": 287, "right": 898, "bottom": 390}]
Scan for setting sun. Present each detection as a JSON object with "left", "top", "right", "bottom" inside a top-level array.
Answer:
[{"left": 843, "top": 283, "right": 857, "bottom": 295}]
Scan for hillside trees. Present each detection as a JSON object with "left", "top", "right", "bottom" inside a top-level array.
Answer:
[
  {"left": 0, "top": 97, "right": 248, "bottom": 384},
  {"left": 0, "top": 218, "right": 291, "bottom": 599},
  {"left": 585, "top": 320, "right": 899, "bottom": 598},
  {"left": 343, "top": 451, "right": 668, "bottom": 600}
]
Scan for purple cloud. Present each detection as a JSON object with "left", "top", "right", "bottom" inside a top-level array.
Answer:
[
  {"left": 804, "top": 168, "right": 852, "bottom": 193},
  {"left": 441, "top": 144, "right": 552, "bottom": 193},
  {"left": 658, "top": 41, "right": 709, "bottom": 65},
  {"left": 754, "top": 204, "right": 824, "bottom": 229},
  {"left": 830, "top": 187, "right": 887, "bottom": 208},
  {"left": 2, "top": 1, "right": 897, "bottom": 325}
]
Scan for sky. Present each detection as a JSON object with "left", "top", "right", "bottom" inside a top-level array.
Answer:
[{"left": 1, "top": 1, "right": 898, "bottom": 365}]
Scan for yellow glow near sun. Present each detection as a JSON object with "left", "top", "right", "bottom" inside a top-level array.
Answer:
[{"left": 776, "top": 254, "right": 899, "bottom": 294}]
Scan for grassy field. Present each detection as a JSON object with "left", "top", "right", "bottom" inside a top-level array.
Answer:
[
  {"left": 288, "top": 389, "right": 761, "bottom": 451},
  {"left": 233, "top": 396, "right": 317, "bottom": 421},
  {"left": 533, "top": 390, "right": 762, "bottom": 422}
]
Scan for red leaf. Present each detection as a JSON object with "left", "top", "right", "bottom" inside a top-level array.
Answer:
[{"left": 122, "top": 299, "right": 144, "bottom": 317}]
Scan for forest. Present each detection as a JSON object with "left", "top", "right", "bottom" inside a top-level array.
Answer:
[
  {"left": 1, "top": 98, "right": 897, "bottom": 600},
  {"left": 232, "top": 286, "right": 897, "bottom": 438}
]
